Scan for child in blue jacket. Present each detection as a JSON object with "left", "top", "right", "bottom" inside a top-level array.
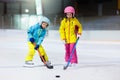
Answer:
[{"left": 25, "top": 16, "right": 53, "bottom": 69}]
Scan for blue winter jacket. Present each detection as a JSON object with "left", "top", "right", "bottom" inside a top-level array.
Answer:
[{"left": 27, "top": 23, "right": 46, "bottom": 45}]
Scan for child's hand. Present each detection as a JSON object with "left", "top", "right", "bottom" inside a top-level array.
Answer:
[
  {"left": 35, "top": 45, "right": 39, "bottom": 50},
  {"left": 77, "top": 34, "right": 81, "bottom": 38},
  {"left": 30, "top": 38, "right": 35, "bottom": 43}
]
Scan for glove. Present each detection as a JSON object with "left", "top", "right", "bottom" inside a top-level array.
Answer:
[
  {"left": 77, "top": 34, "right": 81, "bottom": 38},
  {"left": 35, "top": 45, "right": 39, "bottom": 50},
  {"left": 29, "top": 38, "right": 35, "bottom": 43}
]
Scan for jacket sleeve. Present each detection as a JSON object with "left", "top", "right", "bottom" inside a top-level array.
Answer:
[
  {"left": 75, "top": 19, "right": 83, "bottom": 35},
  {"left": 37, "top": 30, "right": 46, "bottom": 45},
  {"left": 27, "top": 26, "right": 35, "bottom": 39},
  {"left": 59, "top": 19, "right": 66, "bottom": 40}
]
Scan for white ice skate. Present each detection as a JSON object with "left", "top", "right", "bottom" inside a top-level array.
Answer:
[
  {"left": 46, "top": 61, "right": 53, "bottom": 69},
  {"left": 23, "top": 61, "right": 34, "bottom": 68}
]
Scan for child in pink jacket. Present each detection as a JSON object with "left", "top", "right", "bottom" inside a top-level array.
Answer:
[{"left": 59, "top": 6, "right": 82, "bottom": 66}]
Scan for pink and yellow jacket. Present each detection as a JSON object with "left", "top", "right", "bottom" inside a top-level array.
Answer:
[{"left": 59, "top": 17, "right": 82, "bottom": 43}]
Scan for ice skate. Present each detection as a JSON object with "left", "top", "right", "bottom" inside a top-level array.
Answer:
[
  {"left": 45, "top": 61, "right": 53, "bottom": 69},
  {"left": 23, "top": 61, "right": 34, "bottom": 67},
  {"left": 71, "top": 63, "right": 77, "bottom": 67}
]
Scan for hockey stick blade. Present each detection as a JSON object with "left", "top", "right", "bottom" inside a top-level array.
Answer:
[
  {"left": 63, "top": 62, "right": 70, "bottom": 70},
  {"left": 46, "top": 64, "right": 53, "bottom": 69},
  {"left": 63, "top": 65, "right": 68, "bottom": 70}
]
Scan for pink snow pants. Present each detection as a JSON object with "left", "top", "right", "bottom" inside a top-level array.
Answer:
[{"left": 65, "top": 43, "right": 78, "bottom": 64}]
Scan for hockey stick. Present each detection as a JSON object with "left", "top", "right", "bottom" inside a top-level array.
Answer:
[
  {"left": 37, "top": 49, "right": 47, "bottom": 64},
  {"left": 34, "top": 43, "right": 53, "bottom": 69},
  {"left": 63, "top": 37, "right": 79, "bottom": 70}
]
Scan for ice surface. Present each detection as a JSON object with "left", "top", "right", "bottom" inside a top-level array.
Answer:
[{"left": 0, "top": 29, "right": 120, "bottom": 80}]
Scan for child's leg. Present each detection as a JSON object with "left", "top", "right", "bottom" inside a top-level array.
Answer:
[
  {"left": 70, "top": 43, "right": 78, "bottom": 64},
  {"left": 65, "top": 44, "right": 70, "bottom": 62},
  {"left": 38, "top": 45, "right": 48, "bottom": 62},
  {"left": 38, "top": 45, "right": 53, "bottom": 68},
  {"left": 25, "top": 42, "right": 35, "bottom": 61}
]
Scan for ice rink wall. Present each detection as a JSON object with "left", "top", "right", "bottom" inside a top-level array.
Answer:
[{"left": 47, "top": 30, "right": 120, "bottom": 41}]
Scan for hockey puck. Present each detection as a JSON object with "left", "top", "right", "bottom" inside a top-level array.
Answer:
[{"left": 55, "top": 75, "right": 60, "bottom": 78}]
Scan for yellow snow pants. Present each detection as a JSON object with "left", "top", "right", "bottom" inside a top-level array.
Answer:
[{"left": 25, "top": 42, "right": 48, "bottom": 62}]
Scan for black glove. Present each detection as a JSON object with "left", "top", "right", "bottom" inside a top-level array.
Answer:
[
  {"left": 29, "top": 38, "right": 35, "bottom": 43},
  {"left": 35, "top": 45, "right": 39, "bottom": 50}
]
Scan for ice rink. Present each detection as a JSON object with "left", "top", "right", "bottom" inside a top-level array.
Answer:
[{"left": 0, "top": 29, "right": 120, "bottom": 80}]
